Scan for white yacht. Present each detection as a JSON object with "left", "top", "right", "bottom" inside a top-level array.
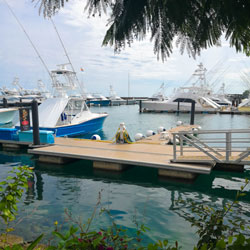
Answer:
[
  {"left": 0, "top": 78, "right": 46, "bottom": 104},
  {"left": 16, "top": 64, "right": 108, "bottom": 137},
  {"left": 109, "top": 85, "right": 126, "bottom": 106},
  {"left": 0, "top": 107, "right": 18, "bottom": 124},
  {"left": 141, "top": 63, "right": 222, "bottom": 113},
  {"left": 209, "top": 83, "right": 231, "bottom": 106},
  {"left": 238, "top": 96, "right": 250, "bottom": 112},
  {"left": 151, "top": 83, "right": 167, "bottom": 101}
]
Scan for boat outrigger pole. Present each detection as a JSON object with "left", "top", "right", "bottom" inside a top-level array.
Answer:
[
  {"left": 50, "top": 18, "right": 85, "bottom": 96},
  {"left": 3, "top": 0, "right": 52, "bottom": 80}
]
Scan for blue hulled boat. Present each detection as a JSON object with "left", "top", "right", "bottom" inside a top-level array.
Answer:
[{"left": 16, "top": 64, "right": 108, "bottom": 137}]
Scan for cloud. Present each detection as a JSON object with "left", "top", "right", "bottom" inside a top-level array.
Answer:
[{"left": 0, "top": 0, "right": 250, "bottom": 96}]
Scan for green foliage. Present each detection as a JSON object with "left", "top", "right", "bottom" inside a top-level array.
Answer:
[
  {"left": 174, "top": 179, "right": 250, "bottom": 250},
  {"left": 0, "top": 166, "right": 32, "bottom": 225},
  {"left": 46, "top": 203, "right": 179, "bottom": 249},
  {"left": 33, "top": 0, "right": 250, "bottom": 61},
  {"left": 242, "top": 90, "right": 250, "bottom": 99},
  {"left": 1, "top": 167, "right": 250, "bottom": 250},
  {"left": 0, "top": 166, "right": 43, "bottom": 249}
]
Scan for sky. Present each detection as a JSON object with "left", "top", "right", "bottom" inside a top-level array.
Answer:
[{"left": 1, "top": 0, "right": 250, "bottom": 97}]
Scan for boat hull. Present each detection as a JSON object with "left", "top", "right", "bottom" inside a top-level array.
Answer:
[
  {"left": 16, "top": 115, "right": 108, "bottom": 137},
  {"left": 110, "top": 99, "right": 127, "bottom": 106},
  {"left": 141, "top": 101, "right": 218, "bottom": 112},
  {"left": 0, "top": 108, "right": 18, "bottom": 124},
  {"left": 54, "top": 115, "right": 108, "bottom": 137},
  {"left": 86, "top": 100, "right": 111, "bottom": 106}
]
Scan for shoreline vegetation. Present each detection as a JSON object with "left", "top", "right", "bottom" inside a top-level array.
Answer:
[{"left": 0, "top": 167, "right": 250, "bottom": 249}]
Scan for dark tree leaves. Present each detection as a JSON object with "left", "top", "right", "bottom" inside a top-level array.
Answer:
[{"left": 33, "top": 0, "right": 250, "bottom": 60}]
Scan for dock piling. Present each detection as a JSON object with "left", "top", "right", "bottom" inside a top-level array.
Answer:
[
  {"left": 31, "top": 99, "right": 40, "bottom": 145},
  {"left": 139, "top": 100, "right": 142, "bottom": 113},
  {"left": 3, "top": 98, "right": 8, "bottom": 108},
  {"left": 190, "top": 101, "right": 195, "bottom": 125}
]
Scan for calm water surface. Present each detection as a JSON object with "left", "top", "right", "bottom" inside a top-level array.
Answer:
[{"left": 0, "top": 105, "right": 250, "bottom": 249}]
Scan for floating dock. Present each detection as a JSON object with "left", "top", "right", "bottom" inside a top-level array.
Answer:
[
  {"left": 28, "top": 136, "right": 213, "bottom": 181},
  {"left": 0, "top": 124, "right": 247, "bottom": 182},
  {"left": 26, "top": 125, "right": 216, "bottom": 181}
]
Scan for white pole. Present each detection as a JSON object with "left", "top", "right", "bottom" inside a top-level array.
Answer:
[{"left": 128, "top": 72, "right": 130, "bottom": 98}]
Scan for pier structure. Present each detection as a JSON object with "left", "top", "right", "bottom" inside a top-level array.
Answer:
[
  {"left": 0, "top": 124, "right": 249, "bottom": 182},
  {"left": 25, "top": 125, "right": 250, "bottom": 182}
]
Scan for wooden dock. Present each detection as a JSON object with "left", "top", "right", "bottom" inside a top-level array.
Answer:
[
  {"left": 0, "top": 124, "right": 244, "bottom": 182},
  {"left": 27, "top": 125, "right": 216, "bottom": 181},
  {"left": 28, "top": 137, "right": 213, "bottom": 180}
]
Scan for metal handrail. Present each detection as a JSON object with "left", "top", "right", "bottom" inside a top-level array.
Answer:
[
  {"left": 174, "top": 129, "right": 250, "bottom": 134},
  {"left": 172, "top": 129, "right": 250, "bottom": 164}
]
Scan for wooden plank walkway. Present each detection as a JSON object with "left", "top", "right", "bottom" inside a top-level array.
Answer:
[
  {"left": 28, "top": 135, "right": 213, "bottom": 175},
  {"left": 137, "top": 125, "right": 199, "bottom": 144}
]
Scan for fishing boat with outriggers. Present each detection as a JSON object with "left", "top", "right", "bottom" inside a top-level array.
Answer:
[
  {"left": 141, "top": 63, "right": 223, "bottom": 113},
  {"left": 16, "top": 64, "right": 108, "bottom": 137}
]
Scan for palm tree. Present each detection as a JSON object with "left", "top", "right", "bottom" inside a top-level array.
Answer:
[{"left": 33, "top": 0, "right": 250, "bottom": 61}]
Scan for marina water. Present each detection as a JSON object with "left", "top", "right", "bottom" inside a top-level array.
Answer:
[{"left": 0, "top": 105, "right": 250, "bottom": 249}]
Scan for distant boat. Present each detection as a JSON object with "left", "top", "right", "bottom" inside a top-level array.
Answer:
[
  {"left": 238, "top": 98, "right": 250, "bottom": 112},
  {"left": 209, "top": 83, "right": 231, "bottom": 106},
  {"left": 0, "top": 78, "right": 46, "bottom": 104},
  {"left": 141, "top": 63, "right": 222, "bottom": 112},
  {"left": 86, "top": 93, "right": 111, "bottom": 107},
  {"left": 16, "top": 64, "right": 108, "bottom": 137},
  {"left": 109, "top": 85, "right": 126, "bottom": 106},
  {"left": 151, "top": 83, "right": 167, "bottom": 101}
]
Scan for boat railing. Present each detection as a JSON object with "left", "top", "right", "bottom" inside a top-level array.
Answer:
[{"left": 171, "top": 129, "right": 250, "bottom": 164}]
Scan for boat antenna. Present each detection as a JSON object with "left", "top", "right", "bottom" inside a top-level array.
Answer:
[
  {"left": 3, "top": 0, "right": 52, "bottom": 80},
  {"left": 50, "top": 18, "right": 84, "bottom": 94}
]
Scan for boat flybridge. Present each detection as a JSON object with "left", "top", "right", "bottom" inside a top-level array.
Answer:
[
  {"left": 16, "top": 64, "right": 108, "bottom": 137},
  {"left": 141, "top": 63, "right": 222, "bottom": 112}
]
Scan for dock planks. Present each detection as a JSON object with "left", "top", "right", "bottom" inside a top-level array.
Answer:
[{"left": 28, "top": 132, "right": 212, "bottom": 175}]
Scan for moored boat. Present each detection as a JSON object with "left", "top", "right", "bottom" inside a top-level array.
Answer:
[
  {"left": 0, "top": 107, "right": 18, "bottom": 124},
  {"left": 141, "top": 63, "right": 222, "bottom": 113},
  {"left": 109, "top": 85, "right": 127, "bottom": 106},
  {"left": 16, "top": 64, "right": 108, "bottom": 137}
]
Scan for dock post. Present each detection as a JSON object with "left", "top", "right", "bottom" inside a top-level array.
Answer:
[
  {"left": 3, "top": 98, "right": 8, "bottom": 108},
  {"left": 31, "top": 99, "right": 40, "bottom": 145},
  {"left": 177, "top": 101, "right": 180, "bottom": 115},
  {"left": 190, "top": 101, "right": 195, "bottom": 125},
  {"left": 139, "top": 100, "right": 142, "bottom": 113}
]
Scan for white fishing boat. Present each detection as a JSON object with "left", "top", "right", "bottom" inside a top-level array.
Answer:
[
  {"left": 141, "top": 63, "right": 222, "bottom": 113},
  {"left": 86, "top": 93, "right": 111, "bottom": 106},
  {"left": 0, "top": 78, "right": 46, "bottom": 104},
  {"left": 0, "top": 107, "right": 18, "bottom": 124},
  {"left": 16, "top": 64, "right": 108, "bottom": 137},
  {"left": 151, "top": 83, "right": 167, "bottom": 101},
  {"left": 109, "top": 85, "right": 126, "bottom": 106},
  {"left": 209, "top": 83, "right": 231, "bottom": 106},
  {"left": 238, "top": 98, "right": 250, "bottom": 112}
]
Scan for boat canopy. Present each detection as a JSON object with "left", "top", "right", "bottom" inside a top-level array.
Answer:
[{"left": 38, "top": 98, "right": 68, "bottom": 127}]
